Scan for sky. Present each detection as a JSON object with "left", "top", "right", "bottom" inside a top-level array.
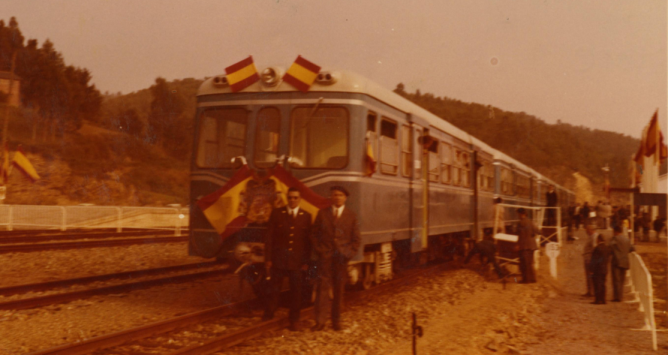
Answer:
[{"left": 1, "top": 0, "right": 666, "bottom": 138}]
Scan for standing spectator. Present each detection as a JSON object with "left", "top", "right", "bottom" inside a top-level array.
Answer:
[
  {"left": 567, "top": 203, "right": 576, "bottom": 241},
  {"left": 595, "top": 201, "right": 604, "bottom": 229},
  {"left": 574, "top": 203, "right": 582, "bottom": 230},
  {"left": 641, "top": 210, "right": 651, "bottom": 242},
  {"left": 653, "top": 217, "right": 666, "bottom": 242},
  {"left": 546, "top": 185, "right": 558, "bottom": 226},
  {"left": 464, "top": 232, "right": 505, "bottom": 279},
  {"left": 516, "top": 208, "right": 539, "bottom": 283},
  {"left": 609, "top": 226, "right": 634, "bottom": 302},
  {"left": 581, "top": 224, "right": 598, "bottom": 297},
  {"left": 581, "top": 202, "right": 591, "bottom": 227},
  {"left": 493, "top": 197, "right": 506, "bottom": 234},
  {"left": 310, "top": 186, "right": 361, "bottom": 331},
  {"left": 589, "top": 235, "right": 610, "bottom": 305},
  {"left": 262, "top": 188, "right": 312, "bottom": 331},
  {"left": 611, "top": 205, "right": 619, "bottom": 230},
  {"left": 602, "top": 202, "right": 612, "bottom": 229}
]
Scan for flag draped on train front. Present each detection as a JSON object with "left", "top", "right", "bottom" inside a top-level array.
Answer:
[
  {"left": 197, "top": 164, "right": 330, "bottom": 241},
  {"left": 225, "top": 56, "right": 260, "bottom": 92},
  {"left": 283, "top": 56, "right": 321, "bottom": 92}
]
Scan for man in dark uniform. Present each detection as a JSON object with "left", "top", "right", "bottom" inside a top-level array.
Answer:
[
  {"left": 516, "top": 208, "right": 539, "bottom": 283},
  {"left": 263, "top": 187, "right": 312, "bottom": 331},
  {"left": 609, "top": 225, "right": 634, "bottom": 302},
  {"left": 311, "top": 186, "right": 361, "bottom": 331},
  {"left": 464, "top": 233, "right": 504, "bottom": 279},
  {"left": 589, "top": 235, "right": 609, "bottom": 305}
]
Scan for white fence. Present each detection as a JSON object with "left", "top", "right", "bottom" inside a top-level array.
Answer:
[
  {"left": 0, "top": 205, "right": 189, "bottom": 235},
  {"left": 626, "top": 252, "right": 658, "bottom": 351}
]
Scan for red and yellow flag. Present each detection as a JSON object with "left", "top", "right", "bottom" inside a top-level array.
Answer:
[
  {"left": 1, "top": 143, "right": 8, "bottom": 184},
  {"left": 197, "top": 164, "right": 330, "bottom": 242},
  {"left": 225, "top": 56, "right": 260, "bottom": 92},
  {"left": 12, "top": 146, "right": 39, "bottom": 182},
  {"left": 364, "top": 139, "right": 377, "bottom": 177},
  {"left": 283, "top": 55, "right": 321, "bottom": 93}
]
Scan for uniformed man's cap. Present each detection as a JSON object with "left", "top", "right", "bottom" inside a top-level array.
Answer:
[{"left": 330, "top": 185, "right": 349, "bottom": 197}]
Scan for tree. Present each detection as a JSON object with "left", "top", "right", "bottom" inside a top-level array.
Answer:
[{"left": 147, "top": 77, "right": 184, "bottom": 146}]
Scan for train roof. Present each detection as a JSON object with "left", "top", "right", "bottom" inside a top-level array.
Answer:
[{"left": 197, "top": 67, "right": 472, "bottom": 144}]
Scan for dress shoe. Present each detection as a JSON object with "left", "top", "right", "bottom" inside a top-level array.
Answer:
[
  {"left": 332, "top": 323, "right": 343, "bottom": 331},
  {"left": 311, "top": 323, "right": 325, "bottom": 332}
]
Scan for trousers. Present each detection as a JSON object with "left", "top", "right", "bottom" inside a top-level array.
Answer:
[
  {"left": 264, "top": 268, "right": 303, "bottom": 324},
  {"left": 611, "top": 266, "right": 627, "bottom": 301},
  {"left": 519, "top": 249, "right": 536, "bottom": 283},
  {"left": 314, "top": 253, "right": 347, "bottom": 326},
  {"left": 592, "top": 272, "right": 606, "bottom": 303},
  {"left": 583, "top": 259, "right": 594, "bottom": 295}
]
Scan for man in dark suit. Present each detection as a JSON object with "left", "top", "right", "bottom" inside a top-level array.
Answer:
[
  {"left": 589, "top": 235, "right": 609, "bottom": 304},
  {"left": 516, "top": 208, "right": 539, "bottom": 283},
  {"left": 311, "top": 186, "right": 361, "bottom": 331},
  {"left": 609, "top": 225, "right": 634, "bottom": 302},
  {"left": 262, "top": 187, "right": 312, "bottom": 331},
  {"left": 464, "top": 232, "right": 505, "bottom": 279}
]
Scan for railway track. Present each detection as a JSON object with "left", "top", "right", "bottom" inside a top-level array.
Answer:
[
  {"left": 27, "top": 262, "right": 451, "bottom": 355},
  {"left": 0, "top": 262, "right": 230, "bottom": 310},
  {"left": 0, "top": 235, "right": 188, "bottom": 253},
  {"left": 0, "top": 229, "right": 179, "bottom": 244}
]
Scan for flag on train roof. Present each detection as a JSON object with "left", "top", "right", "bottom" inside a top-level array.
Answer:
[
  {"left": 196, "top": 164, "right": 330, "bottom": 242},
  {"left": 283, "top": 55, "right": 321, "bottom": 92},
  {"left": 12, "top": 145, "right": 39, "bottom": 182},
  {"left": 225, "top": 56, "right": 260, "bottom": 92}
]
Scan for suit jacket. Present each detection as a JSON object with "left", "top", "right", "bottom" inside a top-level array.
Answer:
[
  {"left": 311, "top": 206, "right": 361, "bottom": 260},
  {"left": 582, "top": 232, "right": 598, "bottom": 263},
  {"left": 264, "top": 207, "right": 312, "bottom": 270},
  {"left": 609, "top": 233, "right": 634, "bottom": 269},
  {"left": 546, "top": 191, "right": 558, "bottom": 207},
  {"left": 590, "top": 243, "right": 609, "bottom": 275},
  {"left": 517, "top": 217, "right": 538, "bottom": 251}
]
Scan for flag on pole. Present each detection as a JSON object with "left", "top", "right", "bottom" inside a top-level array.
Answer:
[
  {"left": 12, "top": 146, "right": 39, "bottom": 182},
  {"left": 225, "top": 56, "right": 260, "bottom": 92},
  {"left": 283, "top": 56, "right": 321, "bottom": 92},
  {"left": 197, "top": 164, "right": 330, "bottom": 242}
]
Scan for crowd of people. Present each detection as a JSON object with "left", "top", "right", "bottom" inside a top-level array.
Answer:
[{"left": 567, "top": 201, "right": 666, "bottom": 242}]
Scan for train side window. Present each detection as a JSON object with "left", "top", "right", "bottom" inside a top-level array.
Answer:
[
  {"left": 501, "top": 168, "right": 511, "bottom": 195},
  {"left": 196, "top": 107, "right": 248, "bottom": 168},
  {"left": 379, "top": 118, "right": 398, "bottom": 175},
  {"left": 415, "top": 127, "right": 423, "bottom": 179},
  {"left": 400, "top": 125, "right": 412, "bottom": 177},
  {"left": 461, "top": 151, "right": 471, "bottom": 187},
  {"left": 440, "top": 142, "right": 451, "bottom": 184},
  {"left": 452, "top": 149, "right": 461, "bottom": 186},
  {"left": 427, "top": 139, "right": 439, "bottom": 182},
  {"left": 254, "top": 107, "right": 281, "bottom": 168}
]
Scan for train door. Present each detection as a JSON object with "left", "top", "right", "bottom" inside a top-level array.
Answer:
[{"left": 408, "top": 114, "right": 429, "bottom": 253}]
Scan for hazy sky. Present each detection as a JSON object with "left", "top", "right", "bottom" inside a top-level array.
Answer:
[{"left": 1, "top": 0, "right": 665, "bottom": 138}]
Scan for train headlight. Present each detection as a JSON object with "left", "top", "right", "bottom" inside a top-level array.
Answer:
[
  {"left": 261, "top": 67, "right": 283, "bottom": 86},
  {"left": 316, "top": 71, "right": 339, "bottom": 85},
  {"left": 212, "top": 75, "right": 229, "bottom": 87}
]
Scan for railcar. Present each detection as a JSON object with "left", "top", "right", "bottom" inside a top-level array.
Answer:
[{"left": 188, "top": 66, "right": 574, "bottom": 289}]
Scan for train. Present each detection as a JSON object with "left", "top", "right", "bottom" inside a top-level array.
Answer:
[{"left": 188, "top": 65, "right": 575, "bottom": 289}]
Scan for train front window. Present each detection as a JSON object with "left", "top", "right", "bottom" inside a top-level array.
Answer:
[
  {"left": 254, "top": 107, "right": 281, "bottom": 168},
  {"left": 289, "top": 106, "right": 348, "bottom": 169},
  {"left": 196, "top": 108, "right": 248, "bottom": 168}
]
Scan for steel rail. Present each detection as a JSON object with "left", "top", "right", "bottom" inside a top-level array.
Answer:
[
  {"left": 0, "top": 260, "right": 222, "bottom": 297},
  {"left": 0, "top": 230, "right": 178, "bottom": 244},
  {"left": 26, "top": 263, "right": 450, "bottom": 355},
  {"left": 170, "top": 263, "right": 451, "bottom": 355},
  {"left": 0, "top": 236, "right": 188, "bottom": 253},
  {"left": 0, "top": 267, "right": 230, "bottom": 310},
  {"left": 26, "top": 300, "right": 254, "bottom": 355}
]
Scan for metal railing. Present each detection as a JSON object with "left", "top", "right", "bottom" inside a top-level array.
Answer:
[
  {"left": 0, "top": 205, "right": 189, "bottom": 235},
  {"left": 626, "top": 252, "right": 658, "bottom": 351}
]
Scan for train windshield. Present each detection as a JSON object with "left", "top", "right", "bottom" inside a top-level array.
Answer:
[
  {"left": 195, "top": 107, "right": 248, "bottom": 168},
  {"left": 289, "top": 106, "right": 348, "bottom": 169}
]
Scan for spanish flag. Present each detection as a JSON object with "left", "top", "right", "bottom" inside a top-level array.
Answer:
[
  {"left": 268, "top": 164, "right": 330, "bottom": 220},
  {"left": 283, "top": 56, "right": 321, "bottom": 93},
  {"left": 1, "top": 143, "right": 8, "bottom": 184},
  {"left": 196, "top": 165, "right": 254, "bottom": 240},
  {"left": 197, "top": 164, "right": 330, "bottom": 241},
  {"left": 364, "top": 138, "right": 377, "bottom": 177},
  {"left": 12, "top": 146, "right": 39, "bottom": 182},
  {"left": 225, "top": 56, "right": 260, "bottom": 92}
]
